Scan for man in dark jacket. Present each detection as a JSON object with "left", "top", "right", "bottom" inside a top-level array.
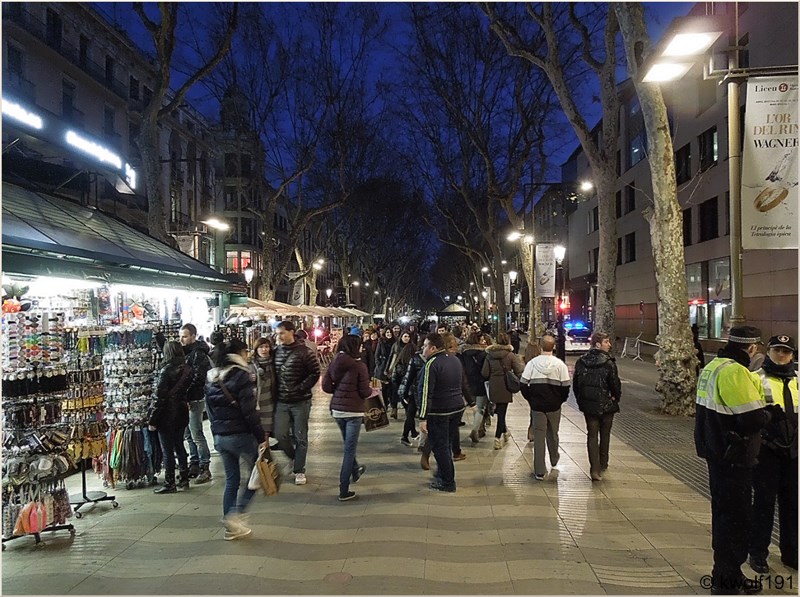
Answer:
[
  {"left": 573, "top": 331, "right": 621, "bottom": 482},
  {"left": 179, "top": 323, "right": 213, "bottom": 484},
  {"left": 418, "top": 332, "right": 465, "bottom": 493},
  {"left": 520, "top": 335, "right": 570, "bottom": 481},
  {"left": 695, "top": 326, "right": 770, "bottom": 595},
  {"left": 273, "top": 320, "right": 321, "bottom": 486}
]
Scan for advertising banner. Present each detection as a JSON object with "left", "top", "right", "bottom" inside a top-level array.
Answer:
[
  {"left": 287, "top": 272, "right": 306, "bottom": 306},
  {"left": 741, "top": 76, "right": 798, "bottom": 249},
  {"left": 535, "top": 244, "right": 557, "bottom": 298}
]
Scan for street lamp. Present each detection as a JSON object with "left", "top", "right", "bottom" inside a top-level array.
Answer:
[
  {"left": 325, "top": 288, "right": 332, "bottom": 306},
  {"left": 640, "top": 15, "right": 795, "bottom": 326},
  {"left": 508, "top": 270, "right": 518, "bottom": 327},
  {"left": 553, "top": 245, "right": 566, "bottom": 361}
]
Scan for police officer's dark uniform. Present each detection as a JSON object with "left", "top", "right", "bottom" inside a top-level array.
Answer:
[
  {"left": 748, "top": 335, "right": 798, "bottom": 574},
  {"left": 695, "top": 326, "right": 771, "bottom": 595}
]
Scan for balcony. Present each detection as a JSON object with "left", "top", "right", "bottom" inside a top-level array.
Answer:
[
  {"left": 3, "top": 5, "right": 128, "bottom": 100},
  {"left": 3, "top": 72, "right": 36, "bottom": 103}
]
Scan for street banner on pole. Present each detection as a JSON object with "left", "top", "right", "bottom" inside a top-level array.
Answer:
[
  {"left": 287, "top": 272, "right": 306, "bottom": 306},
  {"left": 535, "top": 244, "right": 557, "bottom": 298},
  {"left": 503, "top": 273, "right": 511, "bottom": 305},
  {"left": 741, "top": 75, "right": 798, "bottom": 249}
]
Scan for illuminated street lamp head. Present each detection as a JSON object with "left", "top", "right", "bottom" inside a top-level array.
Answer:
[
  {"left": 580, "top": 181, "right": 594, "bottom": 192},
  {"left": 554, "top": 245, "right": 566, "bottom": 264},
  {"left": 202, "top": 217, "right": 230, "bottom": 231},
  {"left": 508, "top": 270, "right": 518, "bottom": 283},
  {"left": 352, "top": 281, "right": 360, "bottom": 287},
  {"left": 642, "top": 16, "right": 723, "bottom": 82},
  {"left": 507, "top": 231, "right": 522, "bottom": 242},
  {"left": 444, "top": 295, "right": 450, "bottom": 301},
  {"left": 243, "top": 267, "right": 254, "bottom": 284},
  {"left": 364, "top": 282, "right": 369, "bottom": 287},
  {"left": 481, "top": 266, "right": 489, "bottom": 273},
  {"left": 325, "top": 288, "right": 332, "bottom": 298},
  {"left": 316, "top": 258, "right": 325, "bottom": 265},
  {"left": 457, "top": 295, "right": 463, "bottom": 301},
  {"left": 523, "top": 234, "right": 534, "bottom": 245},
  {"left": 312, "top": 262, "right": 322, "bottom": 271},
  {"left": 501, "top": 259, "right": 507, "bottom": 265},
  {"left": 373, "top": 290, "right": 379, "bottom": 295},
  {"left": 481, "top": 290, "right": 488, "bottom": 299}
]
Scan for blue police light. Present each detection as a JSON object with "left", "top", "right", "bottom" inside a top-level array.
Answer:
[{"left": 564, "top": 321, "right": 587, "bottom": 330}]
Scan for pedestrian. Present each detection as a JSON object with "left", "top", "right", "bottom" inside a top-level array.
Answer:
[
  {"left": 321, "top": 334, "right": 372, "bottom": 502},
  {"left": 179, "top": 323, "right": 213, "bottom": 484},
  {"left": 374, "top": 327, "right": 396, "bottom": 410},
  {"left": 748, "top": 334, "right": 798, "bottom": 574},
  {"left": 361, "top": 330, "right": 377, "bottom": 378},
  {"left": 694, "top": 325, "right": 770, "bottom": 595},
  {"left": 481, "top": 330, "right": 524, "bottom": 450},
  {"left": 520, "top": 335, "right": 570, "bottom": 481},
  {"left": 509, "top": 325, "right": 521, "bottom": 354},
  {"left": 273, "top": 320, "right": 321, "bottom": 486},
  {"left": 148, "top": 341, "right": 192, "bottom": 494},
  {"left": 250, "top": 337, "right": 275, "bottom": 444},
  {"left": 386, "top": 331, "right": 415, "bottom": 419},
  {"left": 573, "top": 331, "right": 622, "bottom": 481},
  {"left": 205, "top": 338, "right": 267, "bottom": 540},
  {"left": 418, "top": 332, "right": 466, "bottom": 492},
  {"left": 398, "top": 339, "right": 425, "bottom": 447},
  {"left": 462, "top": 331, "right": 489, "bottom": 444},
  {"left": 692, "top": 324, "right": 706, "bottom": 376},
  {"left": 209, "top": 330, "right": 226, "bottom": 369}
]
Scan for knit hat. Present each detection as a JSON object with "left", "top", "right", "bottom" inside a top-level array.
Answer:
[
  {"left": 728, "top": 325, "right": 762, "bottom": 345},
  {"left": 767, "top": 334, "right": 796, "bottom": 351},
  {"left": 349, "top": 326, "right": 362, "bottom": 337}
]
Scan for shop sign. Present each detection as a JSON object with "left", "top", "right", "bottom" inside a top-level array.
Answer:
[{"left": 741, "top": 76, "right": 798, "bottom": 249}]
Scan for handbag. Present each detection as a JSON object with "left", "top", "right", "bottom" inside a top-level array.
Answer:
[
  {"left": 504, "top": 370, "right": 521, "bottom": 393},
  {"left": 248, "top": 446, "right": 281, "bottom": 496},
  {"left": 363, "top": 380, "right": 390, "bottom": 431}
]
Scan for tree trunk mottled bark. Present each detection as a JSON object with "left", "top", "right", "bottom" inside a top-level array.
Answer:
[
  {"left": 594, "top": 171, "right": 619, "bottom": 338},
  {"left": 615, "top": 3, "right": 697, "bottom": 416},
  {"left": 136, "top": 124, "right": 168, "bottom": 243}
]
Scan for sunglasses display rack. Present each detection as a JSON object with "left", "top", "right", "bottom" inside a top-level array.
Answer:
[
  {"left": 63, "top": 327, "right": 118, "bottom": 518},
  {"left": 157, "top": 322, "right": 182, "bottom": 343},
  {"left": 102, "top": 325, "right": 163, "bottom": 490},
  {"left": 1, "top": 311, "right": 78, "bottom": 549}
]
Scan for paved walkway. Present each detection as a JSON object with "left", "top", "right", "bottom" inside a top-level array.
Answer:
[{"left": 2, "top": 355, "right": 796, "bottom": 595}]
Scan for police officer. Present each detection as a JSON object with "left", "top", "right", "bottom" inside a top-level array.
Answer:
[
  {"left": 695, "top": 326, "right": 771, "bottom": 595},
  {"left": 748, "top": 335, "right": 798, "bottom": 574}
]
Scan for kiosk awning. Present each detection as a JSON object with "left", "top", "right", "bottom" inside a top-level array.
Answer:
[{"left": 2, "top": 183, "right": 243, "bottom": 294}]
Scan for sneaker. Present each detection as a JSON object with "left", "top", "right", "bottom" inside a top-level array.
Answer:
[
  {"left": 194, "top": 468, "right": 212, "bottom": 484},
  {"left": 493, "top": 439, "right": 503, "bottom": 450},
  {"left": 749, "top": 556, "right": 769, "bottom": 574},
  {"left": 503, "top": 431, "right": 512, "bottom": 442},
  {"left": 224, "top": 527, "right": 252, "bottom": 541},
  {"left": 590, "top": 470, "right": 603, "bottom": 482},
  {"left": 352, "top": 465, "right": 366, "bottom": 483},
  {"left": 338, "top": 491, "right": 357, "bottom": 502},
  {"left": 533, "top": 473, "right": 545, "bottom": 481},
  {"left": 400, "top": 437, "right": 412, "bottom": 447},
  {"left": 429, "top": 481, "right": 456, "bottom": 493},
  {"left": 551, "top": 453, "right": 560, "bottom": 468},
  {"left": 223, "top": 514, "right": 252, "bottom": 540},
  {"left": 294, "top": 473, "right": 307, "bottom": 485},
  {"left": 390, "top": 408, "right": 398, "bottom": 419},
  {"left": 188, "top": 463, "right": 200, "bottom": 479},
  {"left": 452, "top": 452, "right": 466, "bottom": 461}
]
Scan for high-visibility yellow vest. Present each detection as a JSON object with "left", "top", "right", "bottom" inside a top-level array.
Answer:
[
  {"left": 696, "top": 357, "right": 765, "bottom": 414},
  {"left": 757, "top": 371, "right": 798, "bottom": 412}
]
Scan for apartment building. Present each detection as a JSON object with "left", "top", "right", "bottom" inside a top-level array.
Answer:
[{"left": 566, "top": 1, "right": 798, "bottom": 345}]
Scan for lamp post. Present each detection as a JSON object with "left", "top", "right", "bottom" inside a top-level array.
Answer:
[
  {"left": 325, "top": 287, "right": 332, "bottom": 306},
  {"left": 641, "top": 16, "right": 796, "bottom": 326},
  {"left": 508, "top": 270, "right": 518, "bottom": 328},
  {"left": 553, "top": 245, "right": 566, "bottom": 361},
  {"left": 243, "top": 267, "right": 254, "bottom": 298}
]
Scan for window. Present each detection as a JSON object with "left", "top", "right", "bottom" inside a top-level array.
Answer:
[
  {"left": 699, "top": 197, "right": 719, "bottom": 242},
  {"left": 675, "top": 143, "right": 691, "bottom": 184},
  {"left": 103, "top": 106, "right": 115, "bottom": 134},
  {"left": 698, "top": 126, "right": 718, "bottom": 171},
  {"left": 7, "top": 44, "right": 23, "bottom": 77},
  {"left": 224, "top": 153, "right": 239, "bottom": 177},
  {"left": 142, "top": 86, "right": 152, "bottom": 108},
  {"left": 241, "top": 217, "right": 255, "bottom": 245},
  {"left": 61, "top": 79, "right": 76, "bottom": 116},
  {"left": 627, "top": 97, "right": 646, "bottom": 168},
  {"left": 625, "top": 185, "right": 636, "bottom": 214},
  {"left": 683, "top": 208, "right": 692, "bottom": 246},
  {"left": 698, "top": 79, "right": 717, "bottom": 115},
  {"left": 226, "top": 251, "right": 239, "bottom": 273},
  {"left": 588, "top": 247, "right": 599, "bottom": 274},
  {"left": 225, "top": 187, "right": 237, "bottom": 209},
  {"left": 46, "top": 9, "right": 62, "bottom": 50},
  {"left": 129, "top": 76, "right": 139, "bottom": 100},
  {"left": 738, "top": 33, "right": 750, "bottom": 69},
  {"left": 616, "top": 237, "right": 623, "bottom": 266},
  {"left": 624, "top": 232, "right": 636, "bottom": 263},
  {"left": 240, "top": 154, "right": 252, "bottom": 177},
  {"left": 79, "top": 35, "right": 89, "bottom": 67},
  {"left": 615, "top": 151, "right": 621, "bottom": 176},
  {"left": 615, "top": 191, "right": 622, "bottom": 219},
  {"left": 587, "top": 206, "right": 599, "bottom": 233},
  {"left": 104, "top": 56, "right": 115, "bottom": 86},
  {"left": 723, "top": 192, "right": 730, "bottom": 236}
]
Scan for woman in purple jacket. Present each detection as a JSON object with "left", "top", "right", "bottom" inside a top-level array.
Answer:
[{"left": 322, "top": 335, "right": 372, "bottom": 501}]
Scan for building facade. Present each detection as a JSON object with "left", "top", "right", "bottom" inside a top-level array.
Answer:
[{"left": 566, "top": 1, "right": 798, "bottom": 345}]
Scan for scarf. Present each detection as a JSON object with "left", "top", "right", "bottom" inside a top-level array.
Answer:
[
  {"left": 762, "top": 356, "right": 796, "bottom": 380},
  {"left": 717, "top": 345, "right": 752, "bottom": 368}
]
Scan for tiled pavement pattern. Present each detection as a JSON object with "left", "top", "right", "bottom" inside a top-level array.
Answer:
[{"left": 3, "top": 358, "right": 797, "bottom": 595}]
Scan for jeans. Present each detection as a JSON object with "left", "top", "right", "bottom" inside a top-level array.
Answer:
[
  {"left": 471, "top": 395, "right": 488, "bottom": 433},
  {"left": 184, "top": 400, "right": 211, "bottom": 467},
  {"left": 214, "top": 433, "right": 259, "bottom": 517},
  {"left": 334, "top": 416, "right": 362, "bottom": 496},
  {"left": 158, "top": 425, "right": 188, "bottom": 479},
  {"left": 584, "top": 413, "right": 614, "bottom": 473},
  {"left": 402, "top": 395, "right": 418, "bottom": 440},
  {"left": 427, "top": 412, "right": 462, "bottom": 489},
  {"left": 749, "top": 448, "right": 798, "bottom": 563},
  {"left": 382, "top": 381, "right": 397, "bottom": 409},
  {"left": 274, "top": 400, "right": 311, "bottom": 474},
  {"left": 494, "top": 403, "right": 509, "bottom": 438},
  {"left": 531, "top": 410, "right": 561, "bottom": 476}
]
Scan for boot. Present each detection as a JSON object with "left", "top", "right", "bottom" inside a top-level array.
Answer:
[
  {"left": 188, "top": 463, "right": 200, "bottom": 479},
  {"left": 154, "top": 472, "right": 177, "bottom": 494},
  {"left": 177, "top": 469, "right": 190, "bottom": 489},
  {"left": 390, "top": 407, "right": 398, "bottom": 419},
  {"left": 194, "top": 465, "right": 212, "bottom": 484}
]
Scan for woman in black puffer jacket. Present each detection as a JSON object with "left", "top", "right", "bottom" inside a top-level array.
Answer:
[
  {"left": 206, "top": 339, "right": 267, "bottom": 540},
  {"left": 572, "top": 331, "right": 622, "bottom": 482},
  {"left": 149, "top": 341, "right": 192, "bottom": 494},
  {"left": 322, "top": 335, "right": 372, "bottom": 501}
]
